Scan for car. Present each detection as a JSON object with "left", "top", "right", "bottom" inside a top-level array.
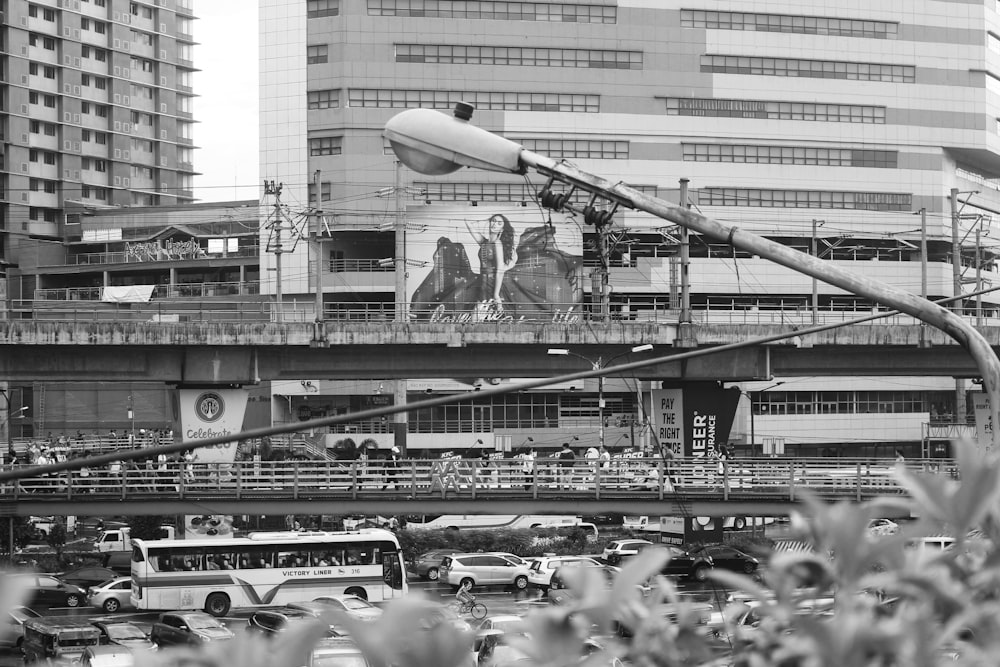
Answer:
[
  {"left": 90, "top": 621, "right": 155, "bottom": 651},
  {"left": 476, "top": 630, "right": 530, "bottom": 667},
  {"left": 308, "top": 637, "right": 371, "bottom": 667},
  {"left": 487, "top": 553, "right": 531, "bottom": 567},
  {"left": 248, "top": 608, "right": 328, "bottom": 637},
  {"left": 0, "top": 606, "right": 40, "bottom": 649},
  {"left": 284, "top": 601, "right": 353, "bottom": 635},
  {"left": 475, "top": 615, "right": 526, "bottom": 637},
  {"left": 691, "top": 545, "right": 760, "bottom": 575},
  {"left": 81, "top": 645, "right": 135, "bottom": 667},
  {"left": 549, "top": 564, "right": 622, "bottom": 593},
  {"left": 102, "top": 552, "right": 133, "bottom": 576},
  {"left": 660, "top": 546, "right": 714, "bottom": 581},
  {"left": 526, "top": 556, "right": 601, "bottom": 591},
  {"left": 411, "top": 550, "right": 461, "bottom": 581},
  {"left": 602, "top": 539, "right": 654, "bottom": 565},
  {"left": 16, "top": 573, "right": 88, "bottom": 608},
  {"left": 56, "top": 566, "right": 118, "bottom": 589},
  {"left": 311, "top": 595, "right": 383, "bottom": 621},
  {"left": 440, "top": 554, "right": 531, "bottom": 591},
  {"left": 87, "top": 577, "right": 134, "bottom": 613},
  {"left": 149, "top": 611, "right": 235, "bottom": 647}
]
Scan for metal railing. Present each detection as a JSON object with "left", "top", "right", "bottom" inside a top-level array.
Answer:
[
  {"left": 33, "top": 281, "right": 262, "bottom": 302},
  {"left": 329, "top": 259, "right": 394, "bottom": 273},
  {"left": 1, "top": 457, "right": 956, "bottom": 503},
  {"left": 57, "top": 246, "right": 258, "bottom": 267}
]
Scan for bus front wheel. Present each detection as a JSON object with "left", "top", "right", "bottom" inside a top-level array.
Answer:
[
  {"left": 205, "top": 592, "right": 231, "bottom": 617},
  {"left": 345, "top": 587, "right": 367, "bottom": 601}
]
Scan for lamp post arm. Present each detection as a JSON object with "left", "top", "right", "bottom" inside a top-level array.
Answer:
[{"left": 516, "top": 148, "right": 1000, "bottom": 454}]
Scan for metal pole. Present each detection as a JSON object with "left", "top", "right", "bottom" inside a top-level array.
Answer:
[
  {"left": 679, "top": 179, "right": 691, "bottom": 325},
  {"left": 749, "top": 393, "right": 756, "bottom": 457},
  {"left": 512, "top": 149, "right": 1000, "bottom": 454},
  {"left": 597, "top": 360, "right": 605, "bottom": 449},
  {"left": 394, "top": 161, "right": 407, "bottom": 322},
  {"left": 976, "top": 225, "right": 983, "bottom": 328},
  {"left": 951, "top": 188, "right": 962, "bottom": 315},
  {"left": 920, "top": 208, "right": 928, "bottom": 300},
  {"left": 273, "top": 190, "right": 284, "bottom": 324},
  {"left": 313, "top": 170, "right": 325, "bottom": 325},
  {"left": 811, "top": 220, "right": 819, "bottom": 324}
]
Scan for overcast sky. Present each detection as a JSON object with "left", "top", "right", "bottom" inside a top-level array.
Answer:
[{"left": 192, "top": 0, "right": 259, "bottom": 203}]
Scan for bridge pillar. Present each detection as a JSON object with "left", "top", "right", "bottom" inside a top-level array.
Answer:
[{"left": 394, "top": 379, "right": 408, "bottom": 456}]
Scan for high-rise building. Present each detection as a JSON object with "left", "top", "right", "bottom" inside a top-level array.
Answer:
[
  {"left": 1, "top": 0, "right": 198, "bottom": 300},
  {"left": 259, "top": 0, "right": 1000, "bottom": 456}
]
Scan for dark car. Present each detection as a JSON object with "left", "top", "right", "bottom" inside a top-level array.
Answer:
[
  {"left": 411, "top": 550, "right": 460, "bottom": 581},
  {"left": 91, "top": 620, "right": 156, "bottom": 651},
  {"left": 56, "top": 566, "right": 118, "bottom": 589},
  {"left": 149, "top": 611, "right": 235, "bottom": 647},
  {"left": 660, "top": 546, "right": 714, "bottom": 581},
  {"left": 248, "top": 608, "right": 326, "bottom": 637},
  {"left": 692, "top": 545, "right": 760, "bottom": 575},
  {"left": 17, "top": 573, "right": 88, "bottom": 608},
  {"left": 101, "top": 552, "right": 132, "bottom": 576}
]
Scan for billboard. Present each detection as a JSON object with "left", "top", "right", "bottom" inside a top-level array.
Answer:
[
  {"left": 405, "top": 205, "right": 584, "bottom": 322},
  {"left": 176, "top": 388, "right": 250, "bottom": 463},
  {"left": 651, "top": 383, "right": 742, "bottom": 458}
]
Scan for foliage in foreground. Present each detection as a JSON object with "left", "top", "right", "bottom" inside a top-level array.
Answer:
[{"left": 7, "top": 443, "right": 1000, "bottom": 666}]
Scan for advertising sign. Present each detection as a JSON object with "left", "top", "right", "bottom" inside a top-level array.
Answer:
[
  {"left": 650, "top": 383, "right": 742, "bottom": 458},
  {"left": 184, "top": 515, "right": 235, "bottom": 539},
  {"left": 177, "top": 388, "right": 250, "bottom": 463},
  {"left": 405, "top": 205, "right": 584, "bottom": 322},
  {"left": 973, "top": 391, "right": 995, "bottom": 452}
]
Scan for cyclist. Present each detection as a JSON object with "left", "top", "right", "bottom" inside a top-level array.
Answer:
[{"left": 456, "top": 580, "right": 476, "bottom": 608}]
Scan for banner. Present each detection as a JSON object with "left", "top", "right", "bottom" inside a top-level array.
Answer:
[
  {"left": 184, "top": 515, "right": 235, "bottom": 539},
  {"left": 405, "top": 205, "right": 584, "bottom": 323},
  {"left": 102, "top": 285, "right": 155, "bottom": 303},
  {"left": 177, "top": 388, "right": 250, "bottom": 463},
  {"left": 973, "top": 391, "right": 994, "bottom": 451},
  {"left": 650, "top": 383, "right": 742, "bottom": 458}
]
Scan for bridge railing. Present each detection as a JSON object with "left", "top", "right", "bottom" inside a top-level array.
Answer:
[{"left": 0, "top": 457, "right": 957, "bottom": 503}]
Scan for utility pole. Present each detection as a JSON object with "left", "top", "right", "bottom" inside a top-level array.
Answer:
[
  {"left": 392, "top": 162, "right": 408, "bottom": 455},
  {"left": 811, "top": 219, "right": 822, "bottom": 324},
  {"left": 264, "top": 180, "right": 284, "bottom": 323},
  {"left": 596, "top": 358, "right": 605, "bottom": 449},
  {"left": 976, "top": 224, "right": 983, "bottom": 328},
  {"left": 920, "top": 207, "right": 928, "bottom": 348},
  {"left": 950, "top": 188, "right": 966, "bottom": 423},
  {"left": 679, "top": 179, "right": 691, "bottom": 326},
  {"left": 312, "top": 170, "right": 325, "bottom": 328}
]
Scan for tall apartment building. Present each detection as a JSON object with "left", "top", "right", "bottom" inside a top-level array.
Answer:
[
  {"left": 1, "top": 0, "right": 198, "bottom": 301},
  {"left": 259, "top": 0, "right": 1000, "bottom": 456}
]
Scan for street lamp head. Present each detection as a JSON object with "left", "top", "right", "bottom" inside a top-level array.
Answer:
[
  {"left": 547, "top": 348, "right": 570, "bottom": 356},
  {"left": 631, "top": 344, "right": 654, "bottom": 353},
  {"left": 384, "top": 104, "right": 525, "bottom": 176}
]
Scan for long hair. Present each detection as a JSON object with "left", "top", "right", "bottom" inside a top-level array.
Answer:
[{"left": 491, "top": 214, "right": 515, "bottom": 264}]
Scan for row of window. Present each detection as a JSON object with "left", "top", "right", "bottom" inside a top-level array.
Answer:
[
  {"left": 29, "top": 150, "right": 57, "bottom": 165},
  {"left": 81, "top": 158, "right": 107, "bottom": 172},
  {"left": 28, "top": 33, "right": 57, "bottom": 51},
  {"left": 28, "top": 92, "right": 58, "bottom": 109},
  {"left": 367, "top": 0, "right": 616, "bottom": 23},
  {"left": 28, "top": 63, "right": 57, "bottom": 80},
  {"left": 80, "top": 18, "right": 108, "bottom": 34},
  {"left": 27, "top": 4, "right": 56, "bottom": 21},
  {"left": 81, "top": 186, "right": 109, "bottom": 200},
  {"left": 29, "top": 178, "right": 59, "bottom": 194},
  {"left": 681, "top": 9, "right": 898, "bottom": 38},
  {"left": 665, "top": 98, "right": 886, "bottom": 123},
  {"left": 754, "top": 391, "right": 950, "bottom": 416},
  {"left": 395, "top": 44, "right": 642, "bottom": 69},
  {"left": 517, "top": 139, "right": 628, "bottom": 160},
  {"left": 414, "top": 182, "right": 658, "bottom": 203},
  {"left": 682, "top": 144, "right": 898, "bottom": 168},
  {"left": 345, "top": 89, "right": 600, "bottom": 113},
  {"left": 701, "top": 55, "right": 915, "bottom": 82},
  {"left": 141, "top": 540, "right": 397, "bottom": 572},
  {"left": 308, "top": 90, "right": 340, "bottom": 110},
  {"left": 698, "top": 188, "right": 912, "bottom": 211},
  {"left": 28, "top": 208, "right": 59, "bottom": 222},
  {"left": 307, "top": 0, "right": 340, "bottom": 17},
  {"left": 309, "top": 137, "right": 343, "bottom": 156}
]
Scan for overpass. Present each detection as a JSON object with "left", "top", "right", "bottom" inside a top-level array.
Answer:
[
  {"left": 0, "top": 457, "right": 939, "bottom": 518},
  {"left": 0, "top": 319, "right": 996, "bottom": 382}
]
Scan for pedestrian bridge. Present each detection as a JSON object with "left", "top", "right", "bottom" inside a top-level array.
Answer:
[{"left": 1, "top": 458, "right": 948, "bottom": 518}]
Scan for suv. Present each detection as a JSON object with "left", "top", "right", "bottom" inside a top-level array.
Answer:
[
  {"left": 440, "top": 554, "right": 530, "bottom": 591},
  {"left": 526, "top": 556, "right": 601, "bottom": 591},
  {"left": 602, "top": 539, "right": 654, "bottom": 565},
  {"left": 149, "top": 611, "right": 235, "bottom": 647}
]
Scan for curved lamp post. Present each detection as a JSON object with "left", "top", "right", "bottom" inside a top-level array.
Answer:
[
  {"left": 385, "top": 103, "right": 1000, "bottom": 455},
  {"left": 548, "top": 344, "right": 654, "bottom": 449}
]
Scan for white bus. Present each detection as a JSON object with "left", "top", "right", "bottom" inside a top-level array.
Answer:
[{"left": 130, "top": 528, "right": 407, "bottom": 616}]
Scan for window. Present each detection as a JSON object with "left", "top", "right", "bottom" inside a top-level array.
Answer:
[
  {"left": 29, "top": 92, "right": 39, "bottom": 105},
  {"left": 307, "top": 0, "right": 339, "bottom": 17},
  {"left": 515, "top": 138, "right": 628, "bottom": 159},
  {"left": 43, "top": 37, "right": 56, "bottom": 51},
  {"left": 348, "top": 89, "right": 599, "bottom": 112},
  {"left": 28, "top": 4, "right": 38, "bottom": 17},
  {"left": 396, "top": 44, "right": 642, "bottom": 69},
  {"left": 307, "top": 89, "right": 340, "bottom": 109},
  {"left": 681, "top": 9, "right": 898, "bottom": 38},
  {"left": 95, "top": 104, "right": 108, "bottom": 118},
  {"left": 308, "top": 181, "right": 333, "bottom": 204},
  {"left": 309, "top": 136, "right": 343, "bottom": 156},
  {"left": 682, "top": 144, "right": 897, "bottom": 168},
  {"left": 43, "top": 7, "right": 55, "bottom": 21},
  {"left": 81, "top": 102, "right": 90, "bottom": 114},
  {"left": 43, "top": 95, "right": 56, "bottom": 108},
  {"left": 82, "top": 129, "right": 91, "bottom": 141},
  {"left": 42, "top": 152, "right": 56, "bottom": 165},
  {"left": 368, "top": 0, "right": 616, "bottom": 23},
  {"left": 307, "top": 45, "right": 329, "bottom": 64},
  {"left": 29, "top": 63, "right": 39, "bottom": 76},
  {"left": 95, "top": 132, "right": 107, "bottom": 144},
  {"left": 94, "top": 21, "right": 107, "bottom": 34},
  {"left": 698, "top": 188, "right": 912, "bottom": 211},
  {"left": 43, "top": 123, "right": 56, "bottom": 136},
  {"left": 131, "top": 30, "right": 153, "bottom": 45},
  {"left": 29, "top": 150, "right": 39, "bottom": 162},
  {"left": 95, "top": 78, "right": 107, "bottom": 90},
  {"left": 700, "top": 55, "right": 914, "bottom": 83},
  {"left": 664, "top": 98, "right": 885, "bottom": 124},
  {"left": 43, "top": 66, "right": 56, "bottom": 79}
]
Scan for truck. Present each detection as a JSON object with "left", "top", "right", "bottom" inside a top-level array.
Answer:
[
  {"left": 406, "top": 515, "right": 590, "bottom": 531},
  {"left": 95, "top": 525, "right": 176, "bottom": 552}
]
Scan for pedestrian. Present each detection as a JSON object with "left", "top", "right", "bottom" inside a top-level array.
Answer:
[
  {"left": 895, "top": 449, "right": 905, "bottom": 463},
  {"left": 383, "top": 444, "right": 401, "bottom": 489},
  {"left": 519, "top": 448, "right": 536, "bottom": 489},
  {"left": 558, "top": 442, "right": 576, "bottom": 488},
  {"left": 598, "top": 445, "right": 611, "bottom": 470}
]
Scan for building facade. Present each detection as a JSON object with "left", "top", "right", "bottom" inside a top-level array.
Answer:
[
  {"left": 258, "top": 0, "right": 1000, "bottom": 457},
  {"left": 1, "top": 0, "right": 199, "bottom": 302}
]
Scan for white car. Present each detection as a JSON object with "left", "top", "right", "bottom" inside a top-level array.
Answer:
[
  {"left": 526, "top": 556, "right": 601, "bottom": 591},
  {"left": 87, "top": 577, "right": 134, "bottom": 613},
  {"left": 440, "top": 554, "right": 531, "bottom": 591},
  {"left": 602, "top": 539, "right": 654, "bottom": 565}
]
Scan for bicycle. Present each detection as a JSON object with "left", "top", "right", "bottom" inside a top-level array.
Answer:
[{"left": 450, "top": 598, "right": 488, "bottom": 619}]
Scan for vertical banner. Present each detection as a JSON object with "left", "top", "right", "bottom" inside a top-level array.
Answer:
[
  {"left": 177, "top": 388, "right": 250, "bottom": 463},
  {"left": 651, "top": 383, "right": 742, "bottom": 458},
  {"left": 973, "top": 391, "right": 994, "bottom": 451}
]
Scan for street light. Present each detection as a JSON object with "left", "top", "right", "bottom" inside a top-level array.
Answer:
[
  {"left": 385, "top": 104, "right": 1000, "bottom": 454},
  {"left": 547, "top": 344, "right": 655, "bottom": 449}
]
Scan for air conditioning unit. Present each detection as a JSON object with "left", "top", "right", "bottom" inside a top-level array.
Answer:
[
  {"left": 20, "top": 104, "right": 27, "bottom": 114},
  {"left": 123, "top": 96, "right": 130, "bottom": 105},
  {"left": 74, "top": 58, "right": 81, "bottom": 67},
  {"left": 113, "top": 94, "right": 121, "bottom": 103},
  {"left": 114, "top": 149, "right": 121, "bottom": 158},
  {"left": 73, "top": 142, "right": 80, "bottom": 152},
  {"left": 20, "top": 164, "right": 27, "bottom": 173},
  {"left": 124, "top": 150, "right": 130, "bottom": 159},
  {"left": 63, "top": 112, "right": 71, "bottom": 121},
  {"left": 73, "top": 86, "right": 81, "bottom": 95},
  {"left": 123, "top": 122, "right": 131, "bottom": 132},
  {"left": 113, "top": 121, "right": 121, "bottom": 130},
  {"left": 114, "top": 66, "right": 121, "bottom": 76},
  {"left": 114, "top": 176, "right": 121, "bottom": 185},
  {"left": 123, "top": 178, "right": 130, "bottom": 187},
  {"left": 73, "top": 114, "right": 81, "bottom": 123}
]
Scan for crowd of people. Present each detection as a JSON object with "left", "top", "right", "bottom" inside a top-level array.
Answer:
[{"left": 7, "top": 428, "right": 175, "bottom": 466}]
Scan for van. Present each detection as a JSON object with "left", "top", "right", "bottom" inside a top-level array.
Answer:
[
  {"left": 95, "top": 525, "right": 175, "bottom": 552},
  {"left": 22, "top": 617, "right": 101, "bottom": 664}
]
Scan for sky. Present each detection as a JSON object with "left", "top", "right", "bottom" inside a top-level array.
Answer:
[{"left": 191, "top": 0, "right": 260, "bottom": 203}]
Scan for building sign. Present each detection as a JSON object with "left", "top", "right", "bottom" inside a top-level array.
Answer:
[
  {"left": 125, "top": 238, "right": 205, "bottom": 262},
  {"left": 650, "top": 383, "right": 741, "bottom": 458},
  {"left": 405, "top": 205, "right": 584, "bottom": 323},
  {"left": 973, "top": 391, "right": 995, "bottom": 453},
  {"left": 177, "top": 388, "right": 250, "bottom": 463}
]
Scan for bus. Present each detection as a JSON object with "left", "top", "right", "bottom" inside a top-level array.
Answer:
[
  {"left": 406, "top": 515, "right": 591, "bottom": 532},
  {"left": 130, "top": 528, "right": 407, "bottom": 616}
]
